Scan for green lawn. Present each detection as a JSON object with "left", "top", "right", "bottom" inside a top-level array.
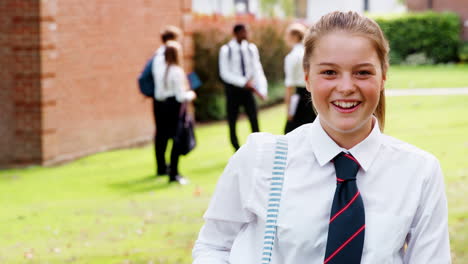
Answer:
[
  {"left": 386, "top": 64, "right": 468, "bottom": 89},
  {"left": 1, "top": 95, "right": 467, "bottom": 264}
]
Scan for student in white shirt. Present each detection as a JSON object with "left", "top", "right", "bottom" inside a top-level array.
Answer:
[
  {"left": 284, "top": 23, "right": 317, "bottom": 134},
  {"left": 154, "top": 41, "right": 196, "bottom": 184},
  {"left": 193, "top": 11, "right": 450, "bottom": 263},
  {"left": 219, "top": 24, "right": 268, "bottom": 151},
  {"left": 151, "top": 25, "right": 183, "bottom": 179}
]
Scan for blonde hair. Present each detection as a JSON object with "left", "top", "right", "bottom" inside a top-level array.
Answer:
[
  {"left": 303, "top": 11, "right": 389, "bottom": 131},
  {"left": 287, "top": 22, "right": 307, "bottom": 42}
]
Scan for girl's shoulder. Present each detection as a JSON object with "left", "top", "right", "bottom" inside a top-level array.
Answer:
[
  {"left": 235, "top": 132, "right": 279, "bottom": 160},
  {"left": 380, "top": 133, "right": 440, "bottom": 165},
  {"left": 232, "top": 132, "right": 284, "bottom": 172},
  {"left": 169, "top": 64, "right": 184, "bottom": 73},
  {"left": 167, "top": 65, "right": 184, "bottom": 78}
]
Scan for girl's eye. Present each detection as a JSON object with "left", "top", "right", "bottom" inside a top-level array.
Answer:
[
  {"left": 321, "top": 70, "right": 336, "bottom": 75},
  {"left": 356, "top": 70, "right": 372, "bottom": 76}
]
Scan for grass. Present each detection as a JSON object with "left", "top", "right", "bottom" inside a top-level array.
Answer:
[
  {"left": 386, "top": 64, "right": 468, "bottom": 89},
  {"left": 1, "top": 94, "right": 467, "bottom": 264}
]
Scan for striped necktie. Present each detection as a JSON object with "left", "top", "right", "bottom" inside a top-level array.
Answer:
[{"left": 324, "top": 152, "right": 365, "bottom": 264}]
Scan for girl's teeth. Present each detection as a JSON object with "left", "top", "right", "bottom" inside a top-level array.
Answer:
[{"left": 334, "top": 101, "right": 358, "bottom": 109}]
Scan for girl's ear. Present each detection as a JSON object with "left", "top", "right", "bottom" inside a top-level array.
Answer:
[
  {"left": 305, "top": 73, "right": 312, "bottom": 93},
  {"left": 381, "top": 73, "right": 387, "bottom": 91}
]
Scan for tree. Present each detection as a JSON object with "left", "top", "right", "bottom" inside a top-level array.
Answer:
[{"left": 259, "top": 0, "right": 294, "bottom": 17}]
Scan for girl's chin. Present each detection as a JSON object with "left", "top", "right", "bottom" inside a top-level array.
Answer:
[{"left": 322, "top": 117, "right": 372, "bottom": 135}]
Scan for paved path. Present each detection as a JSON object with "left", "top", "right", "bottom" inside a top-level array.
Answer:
[{"left": 386, "top": 87, "right": 468, "bottom": 96}]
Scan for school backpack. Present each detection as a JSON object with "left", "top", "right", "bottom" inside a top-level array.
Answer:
[{"left": 137, "top": 56, "right": 155, "bottom": 97}]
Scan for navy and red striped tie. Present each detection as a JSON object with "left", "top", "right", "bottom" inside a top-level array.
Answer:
[{"left": 324, "top": 152, "right": 365, "bottom": 264}]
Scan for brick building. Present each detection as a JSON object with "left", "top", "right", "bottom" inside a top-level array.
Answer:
[
  {"left": 406, "top": 0, "right": 468, "bottom": 40},
  {"left": 0, "top": 0, "right": 193, "bottom": 167}
]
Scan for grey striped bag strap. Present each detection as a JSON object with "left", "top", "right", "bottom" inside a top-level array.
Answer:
[{"left": 261, "top": 136, "right": 288, "bottom": 264}]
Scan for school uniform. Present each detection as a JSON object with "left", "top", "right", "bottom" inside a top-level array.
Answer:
[
  {"left": 151, "top": 54, "right": 195, "bottom": 179},
  {"left": 193, "top": 117, "right": 451, "bottom": 263},
  {"left": 219, "top": 39, "right": 267, "bottom": 150},
  {"left": 284, "top": 43, "right": 316, "bottom": 134}
]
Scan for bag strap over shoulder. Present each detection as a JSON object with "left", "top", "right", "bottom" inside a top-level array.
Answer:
[{"left": 261, "top": 136, "right": 288, "bottom": 264}]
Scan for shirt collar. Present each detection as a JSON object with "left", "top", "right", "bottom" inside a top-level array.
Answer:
[
  {"left": 308, "top": 116, "right": 382, "bottom": 171},
  {"left": 292, "top": 43, "right": 303, "bottom": 51},
  {"left": 230, "top": 38, "right": 246, "bottom": 48}
]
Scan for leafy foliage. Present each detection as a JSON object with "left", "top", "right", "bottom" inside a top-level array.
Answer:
[
  {"left": 374, "top": 11, "right": 461, "bottom": 63},
  {"left": 459, "top": 42, "right": 468, "bottom": 62},
  {"left": 259, "top": 0, "right": 295, "bottom": 17}
]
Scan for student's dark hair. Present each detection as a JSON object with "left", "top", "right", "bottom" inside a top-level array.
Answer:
[
  {"left": 160, "top": 25, "right": 181, "bottom": 43},
  {"left": 303, "top": 11, "right": 389, "bottom": 131},
  {"left": 233, "top": 24, "right": 246, "bottom": 34}
]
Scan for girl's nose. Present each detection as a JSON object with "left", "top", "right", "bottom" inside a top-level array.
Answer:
[{"left": 336, "top": 74, "right": 356, "bottom": 95}]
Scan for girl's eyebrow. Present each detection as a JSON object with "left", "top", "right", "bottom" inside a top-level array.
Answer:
[
  {"left": 316, "top": 62, "right": 376, "bottom": 68},
  {"left": 354, "top": 63, "right": 376, "bottom": 68},
  {"left": 316, "top": 62, "right": 337, "bottom": 66}
]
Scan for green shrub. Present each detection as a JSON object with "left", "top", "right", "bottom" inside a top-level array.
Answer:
[
  {"left": 192, "top": 29, "right": 229, "bottom": 121},
  {"left": 193, "top": 21, "right": 289, "bottom": 121},
  {"left": 374, "top": 11, "right": 461, "bottom": 64},
  {"left": 459, "top": 42, "right": 468, "bottom": 62}
]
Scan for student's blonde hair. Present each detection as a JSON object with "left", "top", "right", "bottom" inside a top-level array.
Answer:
[
  {"left": 303, "top": 11, "right": 389, "bottom": 131},
  {"left": 286, "top": 22, "right": 307, "bottom": 42}
]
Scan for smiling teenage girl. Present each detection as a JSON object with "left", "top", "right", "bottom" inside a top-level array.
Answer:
[{"left": 193, "top": 11, "right": 450, "bottom": 264}]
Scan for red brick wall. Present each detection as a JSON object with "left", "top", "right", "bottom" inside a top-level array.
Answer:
[
  {"left": 0, "top": 1, "right": 15, "bottom": 166},
  {"left": 407, "top": 0, "right": 468, "bottom": 40},
  {"left": 42, "top": 0, "right": 192, "bottom": 165},
  {"left": 0, "top": 0, "right": 43, "bottom": 166},
  {"left": 0, "top": 0, "right": 192, "bottom": 167}
]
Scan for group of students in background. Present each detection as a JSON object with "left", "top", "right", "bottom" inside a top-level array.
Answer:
[{"left": 145, "top": 22, "right": 317, "bottom": 184}]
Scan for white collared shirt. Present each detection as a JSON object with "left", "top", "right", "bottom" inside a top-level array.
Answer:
[
  {"left": 193, "top": 118, "right": 451, "bottom": 263},
  {"left": 219, "top": 39, "right": 267, "bottom": 97},
  {"left": 151, "top": 46, "right": 194, "bottom": 103},
  {"left": 152, "top": 46, "right": 166, "bottom": 96},
  {"left": 284, "top": 43, "right": 306, "bottom": 87}
]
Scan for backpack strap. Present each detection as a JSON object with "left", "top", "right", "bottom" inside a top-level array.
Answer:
[{"left": 261, "top": 136, "right": 288, "bottom": 264}]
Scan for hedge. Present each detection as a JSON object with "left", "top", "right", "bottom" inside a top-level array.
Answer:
[
  {"left": 193, "top": 21, "right": 289, "bottom": 121},
  {"left": 374, "top": 11, "right": 461, "bottom": 64}
]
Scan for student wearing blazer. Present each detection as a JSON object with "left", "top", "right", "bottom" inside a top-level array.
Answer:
[{"left": 193, "top": 11, "right": 450, "bottom": 263}]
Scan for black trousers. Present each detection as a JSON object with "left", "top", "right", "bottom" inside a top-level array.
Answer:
[
  {"left": 224, "top": 83, "right": 259, "bottom": 150},
  {"left": 284, "top": 87, "right": 317, "bottom": 134},
  {"left": 153, "top": 97, "right": 182, "bottom": 179}
]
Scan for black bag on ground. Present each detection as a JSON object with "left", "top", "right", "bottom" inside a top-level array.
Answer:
[{"left": 175, "top": 103, "right": 196, "bottom": 155}]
